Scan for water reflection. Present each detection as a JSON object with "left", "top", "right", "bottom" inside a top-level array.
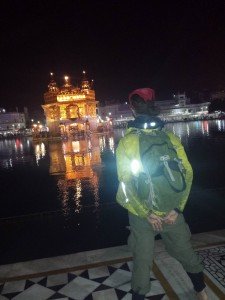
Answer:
[
  {"left": 35, "top": 143, "right": 46, "bottom": 165},
  {"left": 99, "top": 136, "right": 106, "bottom": 152},
  {"left": 109, "top": 136, "right": 115, "bottom": 153},
  {"left": 216, "top": 119, "right": 225, "bottom": 132},
  {"left": 166, "top": 119, "right": 225, "bottom": 139},
  {"left": 201, "top": 120, "right": 209, "bottom": 136},
  {"left": 48, "top": 135, "right": 102, "bottom": 216},
  {"left": 0, "top": 138, "right": 33, "bottom": 168},
  {"left": 1, "top": 120, "right": 225, "bottom": 218},
  {"left": 0, "top": 120, "right": 224, "bottom": 171},
  {"left": 164, "top": 120, "right": 220, "bottom": 146}
]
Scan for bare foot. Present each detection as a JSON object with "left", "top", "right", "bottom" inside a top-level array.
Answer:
[{"left": 196, "top": 288, "right": 208, "bottom": 300}]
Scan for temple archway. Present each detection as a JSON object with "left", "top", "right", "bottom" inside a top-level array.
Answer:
[{"left": 66, "top": 104, "right": 80, "bottom": 119}]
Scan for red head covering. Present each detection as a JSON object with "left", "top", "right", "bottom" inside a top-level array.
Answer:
[{"left": 129, "top": 88, "right": 155, "bottom": 104}]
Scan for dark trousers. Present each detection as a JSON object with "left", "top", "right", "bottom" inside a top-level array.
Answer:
[{"left": 128, "top": 212, "right": 204, "bottom": 295}]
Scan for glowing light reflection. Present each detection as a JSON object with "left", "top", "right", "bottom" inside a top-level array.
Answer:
[
  {"left": 109, "top": 137, "right": 115, "bottom": 153},
  {"left": 35, "top": 143, "right": 46, "bottom": 165}
]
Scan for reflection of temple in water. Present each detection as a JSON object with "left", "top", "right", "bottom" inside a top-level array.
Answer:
[
  {"left": 42, "top": 72, "right": 98, "bottom": 136},
  {"left": 49, "top": 136, "right": 101, "bottom": 179},
  {"left": 48, "top": 136, "right": 102, "bottom": 214}
]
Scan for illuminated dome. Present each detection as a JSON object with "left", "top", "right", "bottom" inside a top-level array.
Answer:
[
  {"left": 60, "top": 76, "right": 75, "bottom": 94},
  {"left": 42, "top": 71, "right": 98, "bottom": 136},
  {"left": 48, "top": 73, "right": 59, "bottom": 93}
]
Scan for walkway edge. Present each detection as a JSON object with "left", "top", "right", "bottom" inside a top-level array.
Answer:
[
  {"left": 153, "top": 262, "right": 179, "bottom": 299},
  {"left": 0, "top": 257, "right": 132, "bottom": 283}
]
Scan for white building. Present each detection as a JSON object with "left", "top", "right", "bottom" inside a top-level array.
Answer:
[
  {"left": 0, "top": 109, "right": 26, "bottom": 133},
  {"left": 156, "top": 93, "right": 210, "bottom": 122},
  {"left": 97, "top": 102, "right": 133, "bottom": 125},
  {"left": 98, "top": 93, "right": 210, "bottom": 126}
]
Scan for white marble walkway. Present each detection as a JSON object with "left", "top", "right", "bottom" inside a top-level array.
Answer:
[{"left": 0, "top": 229, "right": 224, "bottom": 299}]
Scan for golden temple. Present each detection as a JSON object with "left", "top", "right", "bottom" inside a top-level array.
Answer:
[{"left": 42, "top": 72, "right": 98, "bottom": 136}]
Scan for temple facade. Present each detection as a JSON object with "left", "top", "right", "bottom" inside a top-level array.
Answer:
[{"left": 42, "top": 72, "right": 98, "bottom": 136}]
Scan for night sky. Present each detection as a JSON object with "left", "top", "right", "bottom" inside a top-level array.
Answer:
[{"left": 1, "top": 0, "right": 225, "bottom": 115}]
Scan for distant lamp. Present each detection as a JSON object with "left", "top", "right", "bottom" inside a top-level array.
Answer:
[
  {"left": 64, "top": 76, "right": 69, "bottom": 82},
  {"left": 50, "top": 72, "right": 54, "bottom": 76},
  {"left": 83, "top": 70, "right": 86, "bottom": 75}
]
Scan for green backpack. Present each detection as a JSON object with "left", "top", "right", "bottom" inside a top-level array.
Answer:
[{"left": 136, "top": 130, "right": 187, "bottom": 211}]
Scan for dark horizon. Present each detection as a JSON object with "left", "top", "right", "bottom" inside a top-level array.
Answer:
[{"left": 1, "top": 1, "right": 225, "bottom": 114}]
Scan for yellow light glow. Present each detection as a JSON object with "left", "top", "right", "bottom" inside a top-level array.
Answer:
[
  {"left": 64, "top": 76, "right": 69, "bottom": 81},
  {"left": 131, "top": 159, "right": 141, "bottom": 175},
  {"left": 57, "top": 94, "right": 86, "bottom": 102},
  {"left": 83, "top": 70, "right": 86, "bottom": 74},
  {"left": 72, "top": 141, "right": 80, "bottom": 153}
]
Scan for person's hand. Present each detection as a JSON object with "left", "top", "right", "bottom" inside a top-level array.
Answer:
[
  {"left": 163, "top": 210, "right": 179, "bottom": 225},
  {"left": 147, "top": 213, "right": 163, "bottom": 231}
]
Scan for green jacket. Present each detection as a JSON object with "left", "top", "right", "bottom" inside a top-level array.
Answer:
[{"left": 116, "top": 127, "right": 193, "bottom": 218}]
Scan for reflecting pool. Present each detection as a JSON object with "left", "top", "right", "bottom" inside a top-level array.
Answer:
[{"left": 0, "top": 119, "right": 225, "bottom": 264}]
